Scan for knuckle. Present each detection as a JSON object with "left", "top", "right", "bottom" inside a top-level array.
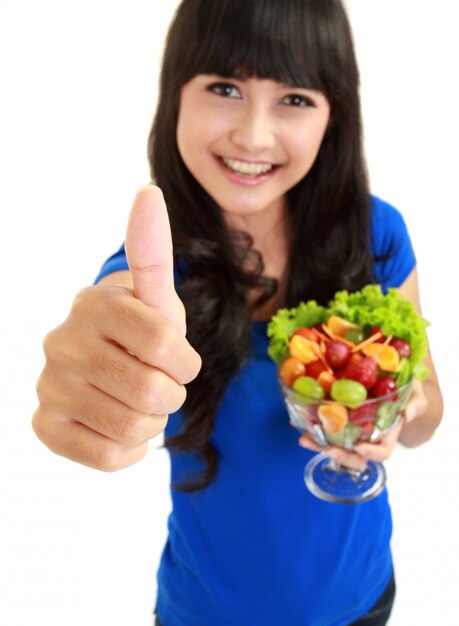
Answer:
[
  {"left": 111, "top": 296, "right": 143, "bottom": 330},
  {"left": 88, "top": 351, "right": 127, "bottom": 385},
  {"left": 42, "top": 326, "right": 63, "bottom": 359},
  {"left": 117, "top": 411, "right": 148, "bottom": 447},
  {"left": 94, "top": 443, "right": 124, "bottom": 472},
  {"left": 144, "top": 316, "right": 177, "bottom": 362},
  {"left": 169, "top": 383, "right": 187, "bottom": 414},
  {"left": 133, "top": 370, "right": 187, "bottom": 415},
  {"left": 35, "top": 370, "right": 48, "bottom": 404},
  {"left": 133, "top": 370, "right": 164, "bottom": 413},
  {"left": 95, "top": 441, "right": 148, "bottom": 472},
  {"left": 31, "top": 407, "right": 49, "bottom": 444},
  {"left": 71, "top": 286, "right": 96, "bottom": 318},
  {"left": 185, "top": 350, "right": 202, "bottom": 384}
]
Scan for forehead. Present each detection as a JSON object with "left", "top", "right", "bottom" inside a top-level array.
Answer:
[{"left": 177, "top": 2, "right": 328, "bottom": 92}]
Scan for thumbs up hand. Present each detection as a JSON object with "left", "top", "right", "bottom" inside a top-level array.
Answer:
[{"left": 32, "top": 186, "right": 201, "bottom": 471}]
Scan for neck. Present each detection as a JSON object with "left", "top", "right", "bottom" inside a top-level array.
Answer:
[
  {"left": 223, "top": 199, "right": 288, "bottom": 254},
  {"left": 223, "top": 201, "right": 290, "bottom": 321}
]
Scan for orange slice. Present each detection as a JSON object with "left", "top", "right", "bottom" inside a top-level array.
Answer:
[
  {"left": 326, "top": 316, "right": 359, "bottom": 337},
  {"left": 318, "top": 403, "right": 348, "bottom": 435},
  {"left": 289, "top": 335, "right": 319, "bottom": 365},
  {"left": 361, "top": 343, "right": 400, "bottom": 372}
]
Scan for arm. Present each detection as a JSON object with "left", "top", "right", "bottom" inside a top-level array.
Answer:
[{"left": 395, "top": 268, "right": 443, "bottom": 447}]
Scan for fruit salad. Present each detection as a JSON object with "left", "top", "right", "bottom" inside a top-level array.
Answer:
[{"left": 267, "top": 285, "right": 430, "bottom": 448}]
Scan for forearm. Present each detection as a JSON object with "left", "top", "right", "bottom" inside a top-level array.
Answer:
[
  {"left": 398, "top": 368, "right": 443, "bottom": 448},
  {"left": 395, "top": 270, "right": 444, "bottom": 448}
]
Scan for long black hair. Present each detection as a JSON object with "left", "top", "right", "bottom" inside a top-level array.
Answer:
[{"left": 148, "top": 0, "right": 374, "bottom": 490}]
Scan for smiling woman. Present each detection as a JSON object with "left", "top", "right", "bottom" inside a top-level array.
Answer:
[
  {"left": 177, "top": 76, "right": 331, "bottom": 218},
  {"left": 1, "top": 1, "right": 455, "bottom": 626}
]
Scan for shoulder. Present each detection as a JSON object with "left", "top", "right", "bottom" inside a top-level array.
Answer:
[
  {"left": 370, "top": 195, "right": 408, "bottom": 238},
  {"left": 370, "top": 195, "right": 412, "bottom": 254},
  {"left": 369, "top": 195, "right": 416, "bottom": 289}
]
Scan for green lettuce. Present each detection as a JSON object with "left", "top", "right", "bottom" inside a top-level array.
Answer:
[
  {"left": 267, "top": 284, "right": 430, "bottom": 382},
  {"left": 267, "top": 300, "right": 327, "bottom": 363}
]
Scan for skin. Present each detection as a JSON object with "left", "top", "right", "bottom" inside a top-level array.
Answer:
[
  {"left": 177, "top": 75, "right": 330, "bottom": 319},
  {"left": 33, "top": 187, "right": 202, "bottom": 471},
  {"left": 32, "top": 76, "right": 443, "bottom": 472}
]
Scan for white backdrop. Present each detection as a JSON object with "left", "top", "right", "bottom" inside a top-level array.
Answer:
[{"left": 0, "top": 1, "right": 456, "bottom": 625}]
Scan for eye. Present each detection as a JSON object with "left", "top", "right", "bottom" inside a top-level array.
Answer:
[
  {"left": 282, "top": 94, "right": 316, "bottom": 108},
  {"left": 207, "top": 82, "right": 241, "bottom": 99}
]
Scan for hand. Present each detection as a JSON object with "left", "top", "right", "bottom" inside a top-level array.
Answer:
[
  {"left": 32, "top": 186, "right": 201, "bottom": 471},
  {"left": 298, "top": 382, "right": 427, "bottom": 471},
  {"left": 401, "top": 379, "right": 428, "bottom": 424},
  {"left": 298, "top": 423, "right": 404, "bottom": 471}
]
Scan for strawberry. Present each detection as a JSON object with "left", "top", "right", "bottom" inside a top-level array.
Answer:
[
  {"left": 344, "top": 356, "right": 378, "bottom": 390},
  {"left": 349, "top": 402, "right": 378, "bottom": 425}
]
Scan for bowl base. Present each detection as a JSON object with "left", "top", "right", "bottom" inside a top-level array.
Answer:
[{"left": 304, "top": 452, "right": 386, "bottom": 504}]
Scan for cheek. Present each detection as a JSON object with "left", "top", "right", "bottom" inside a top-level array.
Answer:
[
  {"left": 293, "top": 115, "right": 330, "bottom": 162},
  {"left": 176, "top": 111, "right": 195, "bottom": 165},
  {"left": 177, "top": 118, "right": 215, "bottom": 169}
]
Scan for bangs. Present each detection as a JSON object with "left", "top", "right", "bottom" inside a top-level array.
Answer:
[{"left": 171, "top": 0, "right": 345, "bottom": 92}]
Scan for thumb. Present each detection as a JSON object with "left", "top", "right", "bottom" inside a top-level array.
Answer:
[{"left": 125, "top": 185, "right": 186, "bottom": 334}]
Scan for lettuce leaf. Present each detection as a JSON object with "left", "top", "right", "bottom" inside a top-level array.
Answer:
[
  {"left": 267, "top": 300, "right": 327, "bottom": 363},
  {"left": 267, "top": 284, "right": 430, "bottom": 381}
]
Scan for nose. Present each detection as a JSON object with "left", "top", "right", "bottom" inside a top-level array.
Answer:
[{"left": 229, "top": 103, "right": 276, "bottom": 154}]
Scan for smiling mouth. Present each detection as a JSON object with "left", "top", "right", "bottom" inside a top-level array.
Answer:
[{"left": 220, "top": 157, "right": 276, "bottom": 178}]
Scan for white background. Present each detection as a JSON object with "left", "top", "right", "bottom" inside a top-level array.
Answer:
[{"left": 0, "top": 1, "right": 457, "bottom": 625}]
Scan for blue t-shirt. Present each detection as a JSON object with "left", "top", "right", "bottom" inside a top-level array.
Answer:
[{"left": 95, "top": 196, "right": 415, "bottom": 626}]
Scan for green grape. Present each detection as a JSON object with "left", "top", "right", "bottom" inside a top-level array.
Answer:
[
  {"left": 292, "top": 376, "right": 325, "bottom": 400},
  {"left": 344, "top": 327, "right": 365, "bottom": 345},
  {"left": 330, "top": 379, "right": 367, "bottom": 408}
]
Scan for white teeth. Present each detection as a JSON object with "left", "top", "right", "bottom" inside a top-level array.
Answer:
[{"left": 222, "top": 158, "right": 273, "bottom": 176}]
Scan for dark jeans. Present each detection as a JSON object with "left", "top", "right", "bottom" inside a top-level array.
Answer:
[
  {"left": 349, "top": 574, "right": 396, "bottom": 625},
  {"left": 154, "top": 573, "right": 395, "bottom": 626}
]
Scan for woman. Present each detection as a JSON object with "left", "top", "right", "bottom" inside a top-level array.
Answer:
[{"left": 33, "top": 1, "right": 443, "bottom": 624}]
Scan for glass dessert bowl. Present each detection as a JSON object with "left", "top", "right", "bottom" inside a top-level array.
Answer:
[{"left": 279, "top": 375, "right": 413, "bottom": 503}]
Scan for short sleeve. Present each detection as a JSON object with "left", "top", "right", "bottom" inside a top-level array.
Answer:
[
  {"left": 93, "top": 243, "right": 128, "bottom": 283},
  {"left": 371, "top": 196, "right": 416, "bottom": 291}
]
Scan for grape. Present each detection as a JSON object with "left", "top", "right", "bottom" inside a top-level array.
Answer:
[
  {"left": 292, "top": 376, "right": 325, "bottom": 400},
  {"left": 330, "top": 379, "right": 367, "bottom": 408},
  {"left": 344, "top": 327, "right": 365, "bottom": 345},
  {"left": 390, "top": 337, "right": 411, "bottom": 358},
  {"left": 372, "top": 376, "right": 397, "bottom": 397},
  {"left": 325, "top": 340, "right": 352, "bottom": 368}
]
